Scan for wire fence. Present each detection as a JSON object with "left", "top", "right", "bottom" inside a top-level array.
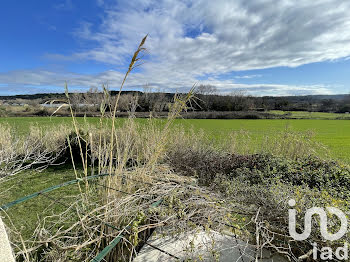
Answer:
[
  {"left": 0, "top": 170, "right": 252, "bottom": 262},
  {"left": 0, "top": 173, "right": 186, "bottom": 261}
]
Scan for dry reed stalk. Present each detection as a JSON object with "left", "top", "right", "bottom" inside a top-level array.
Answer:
[{"left": 108, "top": 35, "right": 148, "bottom": 178}]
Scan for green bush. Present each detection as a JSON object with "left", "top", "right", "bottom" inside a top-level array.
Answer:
[{"left": 168, "top": 151, "right": 350, "bottom": 199}]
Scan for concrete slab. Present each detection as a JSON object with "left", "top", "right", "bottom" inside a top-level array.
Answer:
[
  {"left": 134, "top": 229, "right": 287, "bottom": 262},
  {"left": 0, "top": 217, "right": 15, "bottom": 262}
]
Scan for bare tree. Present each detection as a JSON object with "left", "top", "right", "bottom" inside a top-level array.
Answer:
[
  {"left": 195, "top": 84, "right": 218, "bottom": 110},
  {"left": 152, "top": 90, "right": 168, "bottom": 112},
  {"left": 229, "top": 90, "right": 254, "bottom": 111},
  {"left": 82, "top": 87, "right": 104, "bottom": 112},
  {"left": 70, "top": 92, "right": 84, "bottom": 111},
  {"left": 128, "top": 94, "right": 139, "bottom": 117},
  {"left": 143, "top": 83, "right": 152, "bottom": 96},
  {"left": 118, "top": 94, "right": 139, "bottom": 116},
  {"left": 196, "top": 84, "right": 217, "bottom": 96}
]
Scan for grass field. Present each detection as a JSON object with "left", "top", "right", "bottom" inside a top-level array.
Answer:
[
  {"left": 0, "top": 165, "right": 81, "bottom": 239},
  {"left": 270, "top": 110, "right": 350, "bottom": 119},
  {"left": 177, "top": 118, "right": 350, "bottom": 162},
  {"left": 0, "top": 117, "right": 349, "bottom": 162}
]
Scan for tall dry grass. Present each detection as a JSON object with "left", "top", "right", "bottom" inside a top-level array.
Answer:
[{"left": 11, "top": 35, "right": 204, "bottom": 261}]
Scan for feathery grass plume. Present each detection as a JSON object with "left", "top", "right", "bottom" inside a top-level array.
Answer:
[{"left": 108, "top": 34, "right": 148, "bottom": 178}]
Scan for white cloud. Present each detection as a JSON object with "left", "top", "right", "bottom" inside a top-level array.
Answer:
[
  {"left": 235, "top": 75, "right": 262, "bottom": 79},
  {"left": 2, "top": 0, "right": 350, "bottom": 95},
  {"left": 0, "top": 69, "right": 337, "bottom": 96},
  {"left": 67, "top": 0, "right": 350, "bottom": 69},
  {"left": 204, "top": 82, "right": 336, "bottom": 96}
]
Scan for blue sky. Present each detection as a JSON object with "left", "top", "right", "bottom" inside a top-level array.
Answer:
[{"left": 1, "top": 0, "right": 350, "bottom": 96}]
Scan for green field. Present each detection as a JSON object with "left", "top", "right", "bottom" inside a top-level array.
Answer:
[
  {"left": 0, "top": 165, "right": 81, "bottom": 238},
  {"left": 0, "top": 117, "right": 349, "bottom": 162},
  {"left": 177, "top": 119, "right": 350, "bottom": 162},
  {"left": 270, "top": 110, "right": 350, "bottom": 119}
]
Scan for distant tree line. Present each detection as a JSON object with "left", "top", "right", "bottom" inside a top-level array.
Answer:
[{"left": 1, "top": 85, "right": 350, "bottom": 113}]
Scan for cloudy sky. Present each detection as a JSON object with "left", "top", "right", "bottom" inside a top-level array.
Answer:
[{"left": 1, "top": 0, "right": 350, "bottom": 96}]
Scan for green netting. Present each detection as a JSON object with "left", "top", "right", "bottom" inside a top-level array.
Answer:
[
  {"left": 0, "top": 173, "right": 110, "bottom": 210},
  {"left": 90, "top": 199, "right": 163, "bottom": 262}
]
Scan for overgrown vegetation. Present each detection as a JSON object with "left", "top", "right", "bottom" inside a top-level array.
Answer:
[
  {"left": 1, "top": 117, "right": 349, "bottom": 261},
  {"left": 1, "top": 35, "right": 350, "bottom": 262}
]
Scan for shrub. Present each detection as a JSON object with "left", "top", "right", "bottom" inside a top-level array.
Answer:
[{"left": 167, "top": 148, "right": 350, "bottom": 199}]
